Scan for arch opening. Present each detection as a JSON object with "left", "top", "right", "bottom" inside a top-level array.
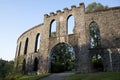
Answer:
[
  {"left": 18, "top": 42, "right": 21, "bottom": 56},
  {"left": 35, "top": 33, "right": 40, "bottom": 52},
  {"left": 67, "top": 15, "right": 75, "bottom": 34},
  {"left": 50, "top": 20, "right": 56, "bottom": 37},
  {"left": 33, "top": 57, "right": 38, "bottom": 71},
  {"left": 24, "top": 38, "right": 29, "bottom": 55},
  {"left": 91, "top": 54, "right": 104, "bottom": 72},
  {"left": 50, "top": 43, "right": 75, "bottom": 73},
  {"left": 89, "top": 21, "right": 101, "bottom": 48},
  {"left": 22, "top": 59, "right": 26, "bottom": 73}
]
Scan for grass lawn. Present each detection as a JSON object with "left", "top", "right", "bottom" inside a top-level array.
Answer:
[
  {"left": 16, "top": 74, "right": 48, "bottom": 80},
  {"left": 65, "top": 72, "right": 120, "bottom": 80}
]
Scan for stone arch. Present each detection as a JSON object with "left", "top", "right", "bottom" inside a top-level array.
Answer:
[
  {"left": 67, "top": 15, "right": 75, "bottom": 34},
  {"left": 33, "top": 57, "right": 38, "bottom": 71},
  {"left": 89, "top": 21, "right": 101, "bottom": 48},
  {"left": 50, "top": 19, "right": 56, "bottom": 37},
  {"left": 49, "top": 42, "right": 75, "bottom": 73},
  {"left": 34, "top": 33, "right": 40, "bottom": 52},
  {"left": 22, "top": 59, "right": 26, "bottom": 72},
  {"left": 18, "top": 42, "right": 22, "bottom": 56},
  {"left": 24, "top": 38, "right": 29, "bottom": 55}
]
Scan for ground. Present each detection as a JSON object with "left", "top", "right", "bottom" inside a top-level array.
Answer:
[{"left": 39, "top": 72, "right": 74, "bottom": 80}]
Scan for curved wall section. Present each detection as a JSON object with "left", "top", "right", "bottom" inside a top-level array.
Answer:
[
  {"left": 14, "top": 3, "right": 120, "bottom": 74},
  {"left": 16, "top": 24, "right": 44, "bottom": 56}
]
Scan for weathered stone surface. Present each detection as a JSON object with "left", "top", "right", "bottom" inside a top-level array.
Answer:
[{"left": 14, "top": 3, "right": 120, "bottom": 74}]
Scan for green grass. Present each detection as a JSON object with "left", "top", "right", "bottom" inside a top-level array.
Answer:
[
  {"left": 65, "top": 72, "right": 120, "bottom": 80},
  {"left": 16, "top": 74, "right": 48, "bottom": 80},
  {"left": 5, "top": 73, "right": 48, "bottom": 80}
]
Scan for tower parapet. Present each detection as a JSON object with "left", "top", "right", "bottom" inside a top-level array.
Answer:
[
  {"left": 71, "top": 5, "right": 76, "bottom": 10},
  {"left": 63, "top": 8, "right": 69, "bottom": 11},
  {"left": 44, "top": 3, "right": 85, "bottom": 20},
  {"left": 79, "top": 2, "right": 85, "bottom": 12},
  {"left": 44, "top": 14, "right": 49, "bottom": 18},
  {"left": 56, "top": 10, "right": 62, "bottom": 15},
  {"left": 50, "top": 12, "right": 55, "bottom": 16}
]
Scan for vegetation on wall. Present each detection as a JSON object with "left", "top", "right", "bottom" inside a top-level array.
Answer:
[{"left": 86, "top": 2, "right": 108, "bottom": 12}]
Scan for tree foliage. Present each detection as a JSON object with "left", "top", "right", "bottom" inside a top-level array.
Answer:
[
  {"left": 92, "top": 54, "right": 104, "bottom": 71},
  {"left": 86, "top": 2, "right": 108, "bottom": 12},
  {"left": 51, "top": 43, "right": 75, "bottom": 73},
  {"left": 90, "top": 22, "right": 101, "bottom": 48},
  {"left": 0, "top": 59, "right": 14, "bottom": 79}
]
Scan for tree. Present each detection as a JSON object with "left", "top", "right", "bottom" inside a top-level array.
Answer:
[
  {"left": 51, "top": 43, "right": 75, "bottom": 73},
  {"left": 0, "top": 59, "right": 14, "bottom": 79},
  {"left": 86, "top": 2, "right": 108, "bottom": 12},
  {"left": 90, "top": 22, "right": 101, "bottom": 48}
]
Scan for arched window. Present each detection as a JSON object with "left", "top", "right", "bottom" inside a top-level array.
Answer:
[
  {"left": 50, "top": 20, "right": 56, "bottom": 37},
  {"left": 34, "top": 33, "right": 40, "bottom": 52},
  {"left": 24, "top": 38, "right": 29, "bottom": 55},
  {"left": 33, "top": 57, "right": 38, "bottom": 71},
  {"left": 67, "top": 15, "right": 74, "bottom": 34},
  {"left": 18, "top": 42, "right": 22, "bottom": 56},
  {"left": 89, "top": 21, "right": 101, "bottom": 48},
  {"left": 22, "top": 59, "right": 26, "bottom": 72}
]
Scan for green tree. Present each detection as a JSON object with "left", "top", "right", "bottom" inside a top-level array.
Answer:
[
  {"left": 0, "top": 59, "right": 14, "bottom": 79},
  {"left": 90, "top": 22, "right": 101, "bottom": 48},
  {"left": 86, "top": 2, "right": 108, "bottom": 12},
  {"left": 51, "top": 43, "right": 75, "bottom": 73},
  {"left": 0, "top": 59, "right": 7, "bottom": 78}
]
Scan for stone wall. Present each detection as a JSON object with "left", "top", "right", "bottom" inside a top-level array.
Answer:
[
  {"left": 85, "top": 7, "right": 120, "bottom": 48},
  {"left": 89, "top": 48, "right": 120, "bottom": 72},
  {"left": 14, "top": 3, "right": 120, "bottom": 74}
]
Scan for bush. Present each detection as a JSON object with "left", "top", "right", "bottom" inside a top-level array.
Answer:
[
  {"left": 51, "top": 62, "right": 65, "bottom": 73},
  {"left": 0, "top": 59, "right": 14, "bottom": 80}
]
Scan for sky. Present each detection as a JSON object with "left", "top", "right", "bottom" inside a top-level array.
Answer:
[{"left": 0, "top": 0, "right": 120, "bottom": 61}]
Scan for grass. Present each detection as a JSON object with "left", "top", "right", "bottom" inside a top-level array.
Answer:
[
  {"left": 16, "top": 74, "right": 48, "bottom": 80},
  {"left": 5, "top": 73, "right": 48, "bottom": 80},
  {"left": 65, "top": 72, "right": 120, "bottom": 80}
]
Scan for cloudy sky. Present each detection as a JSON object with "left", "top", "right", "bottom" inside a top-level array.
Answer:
[{"left": 0, "top": 0, "right": 120, "bottom": 61}]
